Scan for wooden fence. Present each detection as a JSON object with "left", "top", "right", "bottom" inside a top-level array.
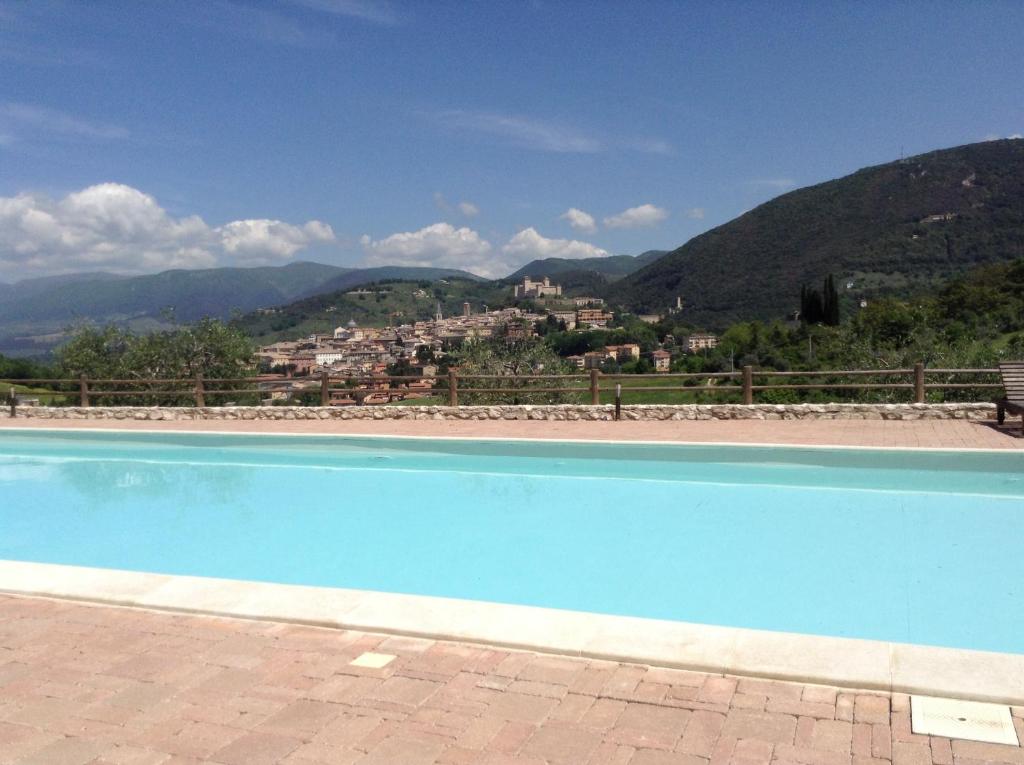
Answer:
[{"left": 0, "top": 363, "right": 1005, "bottom": 410}]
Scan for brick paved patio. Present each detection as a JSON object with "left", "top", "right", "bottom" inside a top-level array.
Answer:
[
  {"left": 1, "top": 417, "right": 1022, "bottom": 450},
  {"left": 1, "top": 595, "right": 1022, "bottom": 765}
]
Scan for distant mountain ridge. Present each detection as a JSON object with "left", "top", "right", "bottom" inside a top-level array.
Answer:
[
  {"left": 0, "top": 262, "right": 481, "bottom": 353},
  {"left": 611, "top": 139, "right": 1024, "bottom": 327},
  {"left": 505, "top": 250, "right": 667, "bottom": 281}
]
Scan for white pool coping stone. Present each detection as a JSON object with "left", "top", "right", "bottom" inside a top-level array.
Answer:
[{"left": 1, "top": 559, "right": 1022, "bottom": 704}]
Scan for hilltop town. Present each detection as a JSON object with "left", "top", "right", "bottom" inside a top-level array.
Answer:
[{"left": 255, "top": 276, "right": 718, "bottom": 405}]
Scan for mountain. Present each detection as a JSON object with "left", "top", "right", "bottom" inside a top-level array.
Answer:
[
  {"left": 298, "top": 266, "right": 483, "bottom": 298},
  {"left": 612, "top": 139, "right": 1024, "bottom": 328},
  {"left": 0, "top": 262, "right": 482, "bottom": 354},
  {"left": 234, "top": 277, "right": 511, "bottom": 343},
  {"left": 505, "top": 250, "right": 668, "bottom": 282}
]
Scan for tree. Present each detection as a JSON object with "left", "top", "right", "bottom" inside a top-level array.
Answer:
[
  {"left": 800, "top": 285, "right": 824, "bottom": 324},
  {"left": 57, "top": 319, "right": 257, "bottom": 405},
  {"left": 450, "top": 337, "right": 582, "bottom": 404},
  {"left": 822, "top": 274, "right": 840, "bottom": 326}
]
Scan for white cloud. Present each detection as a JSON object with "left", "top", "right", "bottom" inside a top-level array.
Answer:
[
  {"left": 286, "top": 0, "right": 398, "bottom": 24},
  {"left": 0, "top": 183, "right": 335, "bottom": 279},
  {"left": 428, "top": 109, "right": 672, "bottom": 156},
  {"left": 1011, "top": 133, "right": 1024, "bottom": 140},
  {"left": 560, "top": 207, "right": 597, "bottom": 234},
  {"left": 458, "top": 201, "right": 479, "bottom": 217},
  {"left": 0, "top": 102, "right": 128, "bottom": 145},
  {"left": 432, "top": 110, "right": 603, "bottom": 153},
  {"left": 683, "top": 207, "right": 705, "bottom": 220},
  {"left": 502, "top": 227, "right": 608, "bottom": 263},
  {"left": 627, "top": 138, "right": 675, "bottom": 156},
  {"left": 603, "top": 203, "right": 669, "bottom": 229},
  {"left": 219, "top": 219, "right": 334, "bottom": 262},
  {"left": 360, "top": 222, "right": 496, "bottom": 275},
  {"left": 432, "top": 191, "right": 450, "bottom": 213}
]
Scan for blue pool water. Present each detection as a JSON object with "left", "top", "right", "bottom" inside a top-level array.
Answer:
[{"left": 1, "top": 429, "right": 1022, "bottom": 653}]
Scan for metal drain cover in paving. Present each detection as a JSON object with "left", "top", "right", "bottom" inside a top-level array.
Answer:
[
  {"left": 911, "top": 695, "right": 1019, "bottom": 745},
  {"left": 349, "top": 651, "right": 396, "bottom": 669}
]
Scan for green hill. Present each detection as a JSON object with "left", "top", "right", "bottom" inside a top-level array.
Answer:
[
  {"left": 505, "top": 250, "right": 667, "bottom": 282},
  {"left": 297, "top": 266, "right": 482, "bottom": 298},
  {"left": 234, "top": 278, "right": 511, "bottom": 343},
  {"left": 0, "top": 262, "right": 482, "bottom": 354},
  {"left": 612, "top": 139, "right": 1024, "bottom": 328}
]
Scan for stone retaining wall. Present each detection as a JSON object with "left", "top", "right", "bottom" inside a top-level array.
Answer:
[{"left": 3, "top": 403, "right": 997, "bottom": 421}]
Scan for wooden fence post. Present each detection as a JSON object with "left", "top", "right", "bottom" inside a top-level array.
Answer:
[
  {"left": 589, "top": 369, "right": 601, "bottom": 405},
  {"left": 320, "top": 371, "right": 330, "bottom": 407},
  {"left": 742, "top": 366, "right": 753, "bottom": 405},
  {"left": 194, "top": 373, "right": 205, "bottom": 407},
  {"left": 79, "top": 373, "right": 90, "bottom": 407},
  {"left": 448, "top": 369, "right": 459, "bottom": 407},
  {"left": 914, "top": 362, "right": 925, "bottom": 403}
]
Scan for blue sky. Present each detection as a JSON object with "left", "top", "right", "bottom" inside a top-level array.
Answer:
[{"left": 1, "top": 0, "right": 1022, "bottom": 281}]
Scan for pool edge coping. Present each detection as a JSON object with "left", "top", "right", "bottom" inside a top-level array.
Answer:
[{"left": 1, "top": 560, "right": 1021, "bottom": 704}]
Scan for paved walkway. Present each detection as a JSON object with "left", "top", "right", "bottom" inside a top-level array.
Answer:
[
  {"left": 2, "top": 595, "right": 1022, "bottom": 765},
  {"left": 1, "top": 417, "right": 1022, "bottom": 450}
]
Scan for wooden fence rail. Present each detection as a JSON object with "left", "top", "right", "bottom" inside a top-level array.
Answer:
[{"left": 0, "top": 363, "right": 1006, "bottom": 411}]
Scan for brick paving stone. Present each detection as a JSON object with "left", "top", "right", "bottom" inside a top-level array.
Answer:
[
  {"left": 92, "top": 745, "right": 172, "bottom": 765},
  {"left": 607, "top": 703, "right": 691, "bottom": 750},
  {"left": 931, "top": 736, "right": 954, "bottom": 765},
  {"left": 804, "top": 687, "right": 840, "bottom": 705},
  {"left": 604, "top": 666, "right": 648, "bottom": 697},
  {"left": 890, "top": 713, "right": 929, "bottom": 745},
  {"left": 357, "top": 734, "right": 447, "bottom": 764},
  {"left": 518, "top": 655, "right": 587, "bottom": 686},
  {"left": 810, "top": 719, "right": 854, "bottom": 753},
  {"left": 521, "top": 722, "right": 603, "bottom": 763},
  {"left": 635, "top": 682, "right": 672, "bottom": 704},
  {"left": 892, "top": 741, "right": 933, "bottom": 765},
  {"left": 731, "top": 738, "right": 774, "bottom": 765},
  {"left": 364, "top": 675, "right": 441, "bottom": 707},
  {"left": 736, "top": 679, "right": 802, "bottom": 701},
  {"left": 550, "top": 692, "right": 597, "bottom": 723},
  {"left": 722, "top": 710, "right": 797, "bottom": 745},
  {"left": 17, "top": 737, "right": 105, "bottom": 765},
  {"left": 871, "top": 724, "right": 892, "bottom": 760},
  {"left": 210, "top": 731, "right": 303, "bottom": 765},
  {"left": 699, "top": 677, "right": 738, "bottom": 706},
  {"left": 852, "top": 723, "right": 872, "bottom": 757},
  {"left": 678, "top": 710, "right": 727, "bottom": 757},
  {"left": 256, "top": 699, "right": 341, "bottom": 739},
  {"left": 572, "top": 667, "right": 617, "bottom": 696},
  {"left": 949, "top": 740, "right": 1024, "bottom": 764},
  {"left": 773, "top": 743, "right": 852, "bottom": 765},
  {"left": 709, "top": 734, "right": 737, "bottom": 765},
  {"left": 507, "top": 679, "right": 568, "bottom": 699},
  {"left": 836, "top": 696, "right": 855, "bottom": 723},
  {"left": 587, "top": 741, "right": 637, "bottom": 765},
  {"left": 487, "top": 720, "right": 536, "bottom": 754},
  {"left": 582, "top": 698, "right": 628, "bottom": 730},
  {"left": 732, "top": 694, "right": 767, "bottom": 711},
  {"left": 631, "top": 750, "right": 711, "bottom": 765},
  {"left": 644, "top": 668, "right": 708, "bottom": 688},
  {"left": 454, "top": 715, "right": 506, "bottom": 750},
  {"left": 767, "top": 698, "right": 837, "bottom": 720},
  {"left": 796, "top": 717, "right": 816, "bottom": 747},
  {"left": 854, "top": 696, "right": 890, "bottom": 725},
  {"left": 134, "top": 719, "right": 240, "bottom": 759},
  {"left": 485, "top": 690, "right": 559, "bottom": 724},
  {"left": 492, "top": 652, "right": 533, "bottom": 678}
]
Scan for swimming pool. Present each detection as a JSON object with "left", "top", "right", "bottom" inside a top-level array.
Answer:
[{"left": 1, "top": 428, "right": 1022, "bottom": 654}]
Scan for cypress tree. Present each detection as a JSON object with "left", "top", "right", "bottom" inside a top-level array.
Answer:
[{"left": 823, "top": 274, "right": 840, "bottom": 326}]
